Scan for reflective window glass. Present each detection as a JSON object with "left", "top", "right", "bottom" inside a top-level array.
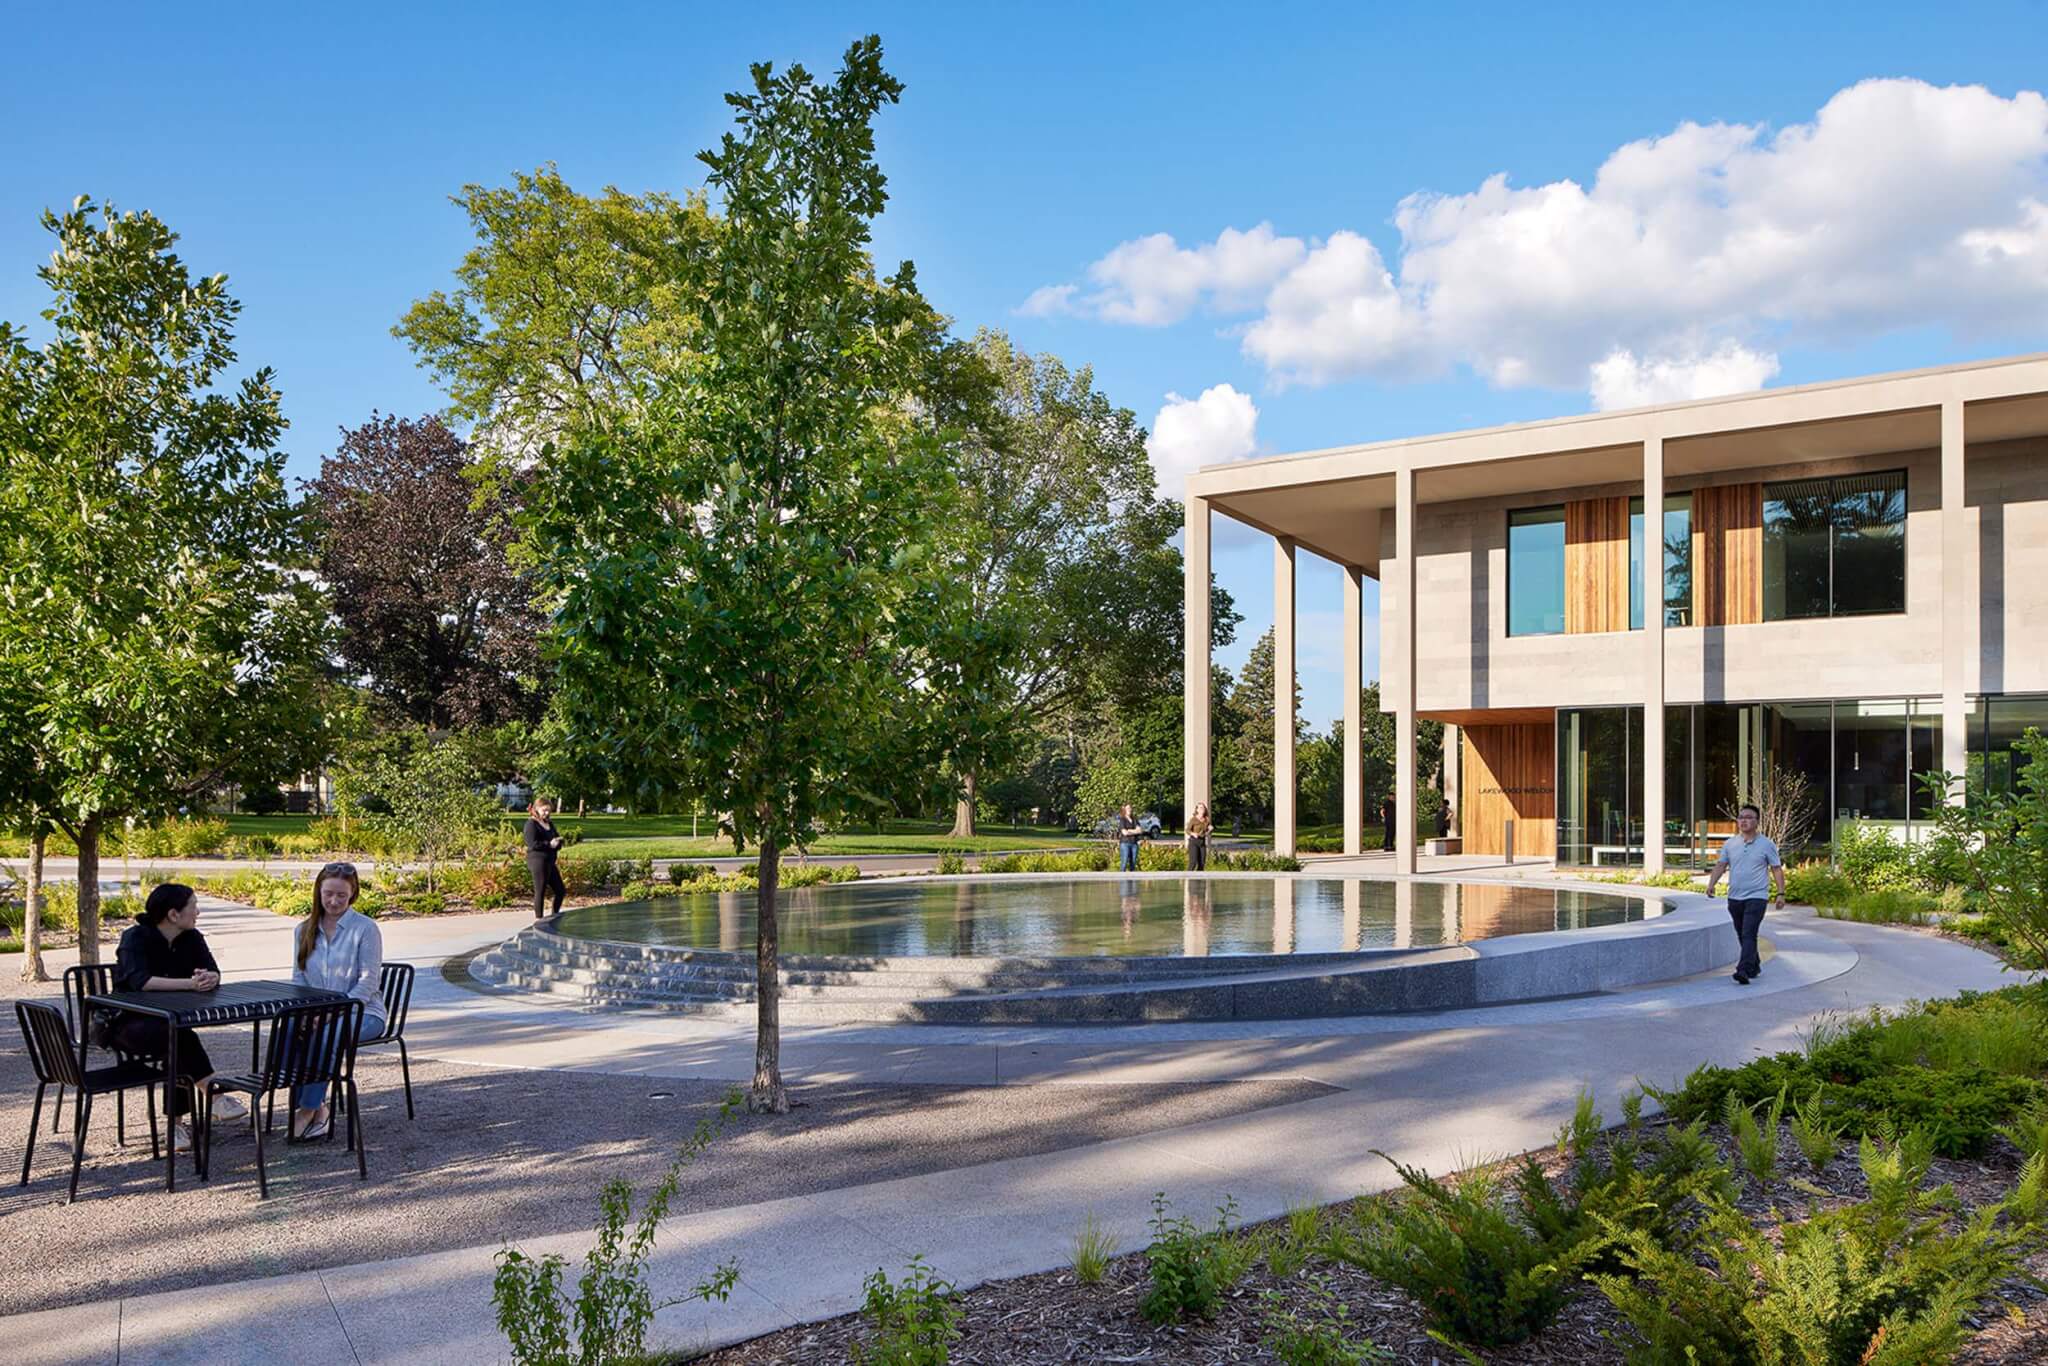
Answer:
[{"left": 1508, "top": 506, "right": 1566, "bottom": 637}]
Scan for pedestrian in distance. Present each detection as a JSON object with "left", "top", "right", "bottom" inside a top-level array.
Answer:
[
  {"left": 1185, "top": 801, "right": 1212, "bottom": 872},
  {"left": 1380, "top": 793, "right": 1396, "bottom": 852},
  {"left": 1704, "top": 802, "right": 1786, "bottom": 984},
  {"left": 1116, "top": 803, "right": 1144, "bottom": 873},
  {"left": 524, "top": 798, "right": 567, "bottom": 919}
]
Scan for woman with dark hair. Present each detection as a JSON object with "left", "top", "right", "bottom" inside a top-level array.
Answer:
[
  {"left": 112, "top": 883, "right": 242, "bottom": 1146},
  {"left": 524, "top": 798, "right": 566, "bottom": 918},
  {"left": 287, "top": 862, "right": 385, "bottom": 1140}
]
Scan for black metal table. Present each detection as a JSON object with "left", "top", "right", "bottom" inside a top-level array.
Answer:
[{"left": 84, "top": 980, "right": 348, "bottom": 1192}]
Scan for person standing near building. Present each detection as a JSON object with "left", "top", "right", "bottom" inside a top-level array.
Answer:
[
  {"left": 1380, "top": 793, "right": 1396, "bottom": 852},
  {"left": 1116, "top": 804, "right": 1143, "bottom": 872},
  {"left": 1185, "top": 801, "right": 1213, "bottom": 872},
  {"left": 524, "top": 798, "right": 567, "bottom": 918},
  {"left": 1704, "top": 802, "right": 1785, "bottom": 984}
]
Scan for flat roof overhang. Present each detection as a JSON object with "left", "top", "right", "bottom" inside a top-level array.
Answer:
[{"left": 1195, "top": 353, "right": 2048, "bottom": 575}]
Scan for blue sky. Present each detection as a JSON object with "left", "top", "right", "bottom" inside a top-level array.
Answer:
[{"left": 6, "top": 3, "right": 2046, "bottom": 728}]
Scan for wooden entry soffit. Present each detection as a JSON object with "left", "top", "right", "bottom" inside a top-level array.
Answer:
[{"left": 1420, "top": 707, "right": 1553, "bottom": 727}]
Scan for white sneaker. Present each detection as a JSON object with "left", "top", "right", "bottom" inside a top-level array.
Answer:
[{"left": 210, "top": 1095, "right": 249, "bottom": 1123}]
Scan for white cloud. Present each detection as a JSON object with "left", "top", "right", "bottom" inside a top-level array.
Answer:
[
  {"left": 1148, "top": 383, "right": 1259, "bottom": 494},
  {"left": 1015, "top": 283, "right": 1078, "bottom": 318},
  {"left": 1030, "top": 79, "right": 2048, "bottom": 404},
  {"left": 1588, "top": 342, "right": 1783, "bottom": 411}
]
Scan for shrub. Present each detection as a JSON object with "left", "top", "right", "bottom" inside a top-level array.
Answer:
[
  {"left": 1215, "top": 850, "right": 1303, "bottom": 872},
  {"left": 852, "top": 1256, "right": 960, "bottom": 1366},
  {"left": 620, "top": 880, "right": 656, "bottom": 902},
  {"left": 1818, "top": 888, "right": 1936, "bottom": 924},
  {"left": 0, "top": 883, "right": 144, "bottom": 934},
  {"left": 934, "top": 850, "right": 966, "bottom": 876},
  {"left": 782, "top": 862, "right": 859, "bottom": 888},
  {"left": 1263, "top": 1276, "right": 1393, "bottom": 1366},
  {"left": 390, "top": 892, "right": 447, "bottom": 917},
  {"left": 1590, "top": 1123, "right": 2039, "bottom": 1366},
  {"left": 1785, "top": 861, "right": 1854, "bottom": 908},
  {"left": 1069, "top": 1215, "right": 1114, "bottom": 1286},
  {"left": 1136, "top": 844, "right": 1187, "bottom": 871},
  {"left": 1139, "top": 1192, "right": 1243, "bottom": 1325},
  {"left": 668, "top": 860, "right": 712, "bottom": 885},
  {"left": 1330, "top": 1157, "right": 1579, "bottom": 1348},
  {"left": 493, "top": 1094, "right": 741, "bottom": 1365},
  {"left": 1832, "top": 821, "right": 1924, "bottom": 892},
  {"left": 1726, "top": 1086, "right": 1787, "bottom": 1187},
  {"left": 1997, "top": 1093, "right": 2048, "bottom": 1162},
  {"left": 1790, "top": 1087, "right": 1845, "bottom": 1172}
]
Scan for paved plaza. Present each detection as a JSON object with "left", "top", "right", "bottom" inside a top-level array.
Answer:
[{"left": 0, "top": 867, "right": 2018, "bottom": 1364}]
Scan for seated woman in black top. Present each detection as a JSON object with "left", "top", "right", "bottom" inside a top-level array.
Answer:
[
  {"left": 523, "top": 798, "right": 566, "bottom": 918},
  {"left": 112, "top": 883, "right": 244, "bottom": 1144}
]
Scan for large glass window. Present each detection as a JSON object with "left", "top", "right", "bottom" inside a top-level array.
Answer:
[
  {"left": 1763, "top": 470, "right": 1906, "bottom": 620},
  {"left": 1558, "top": 707, "right": 1639, "bottom": 865},
  {"left": 1835, "top": 700, "right": 1910, "bottom": 828},
  {"left": 1507, "top": 506, "right": 1566, "bottom": 637},
  {"left": 1979, "top": 695, "right": 2048, "bottom": 794},
  {"left": 1629, "top": 494, "right": 1693, "bottom": 629}
]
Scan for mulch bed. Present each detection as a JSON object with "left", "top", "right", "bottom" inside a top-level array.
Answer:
[{"left": 697, "top": 1118, "right": 2048, "bottom": 1364}]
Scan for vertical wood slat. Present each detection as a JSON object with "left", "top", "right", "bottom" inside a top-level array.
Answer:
[
  {"left": 1461, "top": 722, "right": 1556, "bottom": 856},
  {"left": 1564, "top": 496, "right": 1630, "bottom": 633},
  {"left": 1691, "top": 484, "right": 1762, "bottom": 626}
]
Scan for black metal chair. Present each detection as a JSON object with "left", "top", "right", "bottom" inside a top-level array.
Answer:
[
  {"left": 16, "top": 1000, "right": 164, "bottom": 1202},
  {"left": 202, "top": 998, "right": 364, "bottom": 1198},
  {"left": 359, "top": 963, "right": 418, "bottom": 1119},
  {"left": 264, "top": 962, "right": 419, "bottom": 1134},
  {"left": 57, "top": 964, "right": 158, "bottom": 1147}
]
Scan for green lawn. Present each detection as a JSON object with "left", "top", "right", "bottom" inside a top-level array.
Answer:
[{"left": 217, "top": 812, "right": 1084, "bottom": 857}]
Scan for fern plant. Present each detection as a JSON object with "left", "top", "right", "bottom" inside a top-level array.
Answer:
[
  {"left": 1789, "top": 1087, "right": 1845, "bottom": 1172},
  {"left": 1725, "top": 1085, "right": 1787, "bottom": 1186},
  {"left": 1328, "top": 1156, "right": 1581, "bottom": 1348}
]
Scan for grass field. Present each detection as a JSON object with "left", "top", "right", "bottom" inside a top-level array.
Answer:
[{"left": 217, "top": 813, "right": 1085, "bottom": 857}]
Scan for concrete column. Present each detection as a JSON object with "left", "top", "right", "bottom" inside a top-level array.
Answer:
[
  {"left": 1184, "top": 496, "right": 1212, "bottom": 823},
  {"left": 1343, "top": 565, "right": 1364, "bottom": 856},
  {"left": 1941, "top": 399, "right": 1969, "bottom": 799},
  {"left": 1442, "top": 724, "right": 1460, "bottom": 839},
  {"left": 1394, "top": 467, "right": 1418, "bottom": 875},
  {"left": 1273, "top": 537, "right": 1298, "bottom": 857},
  {"left": 1643, "top": 436, "right": 1666, "bottom": 874}
]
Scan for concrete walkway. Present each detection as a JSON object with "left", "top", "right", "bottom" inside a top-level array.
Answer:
[{"left": 1, "top": 884, "right": 2019, "bottom": 1365}]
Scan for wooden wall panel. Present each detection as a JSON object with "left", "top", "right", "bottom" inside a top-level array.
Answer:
[
  {"left": 1692, "top": 484, "right": 1762, "bottom": 626},
  {"left": 1462, "top": 722, "right": 1556, "bottom": 857},
  {"left": 1564, "top": 496, "right": 1630, "bottom": 633}
]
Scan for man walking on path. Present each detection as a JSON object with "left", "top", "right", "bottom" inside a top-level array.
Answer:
[{"left": 1704, "top": 802, "right": 1786, "bottom": 985}]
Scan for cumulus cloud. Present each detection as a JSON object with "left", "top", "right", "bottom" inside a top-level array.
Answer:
[
  {"left": 1588, "top": 343, "right": 1783, "bottom": 411},
  {"left": 1027, "top": 79, "right": 2048, "bottom": 405},
  {"left": 1148, "top": 383, "right": 1259, "bottom": 494}
]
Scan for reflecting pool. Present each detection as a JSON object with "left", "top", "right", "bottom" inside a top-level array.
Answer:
[{"left": 554, "top": 877, "right": 1657, "bottom": 959}]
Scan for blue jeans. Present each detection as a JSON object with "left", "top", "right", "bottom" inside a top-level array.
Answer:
[
  {"left": 294, "top": 1012, "right": 380, "bottom": 1111},
  {"left": 1119, "top": 840, "right": 1139, "bottom": 871},
  {"left": 1727, "top": 899, "right": 1767, "bottom": 978}
]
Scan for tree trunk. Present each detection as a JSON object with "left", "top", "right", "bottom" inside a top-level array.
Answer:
[
  {"left": 949, "top": 769, "right": 977, "bottom": 839},
  {"left": 75, "top": 814, "right": 103, "bottom": 966},
  {"left": 749, "top": 829, "right": 788, "bottom": 1113},
  {"left": 20, "top": 829, "right": 49, "bottom": 982}
]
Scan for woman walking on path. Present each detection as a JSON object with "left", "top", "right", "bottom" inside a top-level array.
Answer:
[
  {"left": 524, "top": 798, "right": 566, "bottom": 918},
  {"left": 111, "top": 883, "right": 243, "bottom": 1149},
  {"left": 1185, "top": 802, "right": 1213, "bottom": 871},
  {"left": 288, "top": 862, "right": 385, "bottom": 1140}
]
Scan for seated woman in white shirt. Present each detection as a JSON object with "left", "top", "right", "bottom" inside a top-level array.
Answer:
[{"left": 289, "top": 862, "right": 386, "bottom": 1140}]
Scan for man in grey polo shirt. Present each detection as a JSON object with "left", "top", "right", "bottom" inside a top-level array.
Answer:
[{"left": 1705, "top": 802, "right": 1786, "bottom": 985}]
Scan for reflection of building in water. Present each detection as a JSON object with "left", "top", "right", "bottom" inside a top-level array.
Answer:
[
  {"left": 1452, "top": 884, "right": 1559, "bottom": 941},
  {"left": 1441, "top": 882, "right": 1462, "bottom": 945},
  {"left": 1341, "top": 880, "right": 1361, "bottom": 952},
  {"left": 1182, "top": 881, "right": 1212, "bottom": 957},
  {"left": 718, "top": 891, "right": 743, "bottom": 953},
  {"left": 1393, "top": 878, "right": 1414, "bottom": 949},
  {"left": 1272, "top": 876, "right": 1295, "bottom": 954}
]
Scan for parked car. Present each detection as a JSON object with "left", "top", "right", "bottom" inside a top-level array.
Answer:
[{"left": 1090, "top": 811, "right": 1164, "bottom": 839}]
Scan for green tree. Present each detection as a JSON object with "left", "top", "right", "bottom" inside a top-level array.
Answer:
[
  {"left": 522, "top": 39, "right": 980, "bottom": 1113},
  {"left": 1924, "top": 730, "right": 2048, "bottom": 970},
  {"left": 0, "top": 200, "right": 328, "bottom": 961},
  {"left": 1358, "top": 683, "right": 1445, "bottom": 815},
  {"left": 368, "top": 738, "right": 505, "bottom": 892},
  {"left": 396, "top": 166, "right": 718, "bottom": 459}
]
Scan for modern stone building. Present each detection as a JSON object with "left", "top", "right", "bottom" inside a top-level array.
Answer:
[{"left": 1181, "top": 352, "right": 2048, "bottom": 873}]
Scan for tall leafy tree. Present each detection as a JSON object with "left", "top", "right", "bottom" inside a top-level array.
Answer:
[
  {"left": 309, "top": 413, "right": 540, "bottom": 728},
  {"left": 0, "top": 200, "right": 328, "bottom": 960},
  {"left": 523, "top": 39, "right": 977, "bottom": 1113},
  {"left": 396, "top": 167, "right": 717, "bottom": 460}
]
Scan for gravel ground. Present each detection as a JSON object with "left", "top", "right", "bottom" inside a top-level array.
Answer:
[{"left": 0, "top": 1022, "right": 1334, "bottom": 1317}]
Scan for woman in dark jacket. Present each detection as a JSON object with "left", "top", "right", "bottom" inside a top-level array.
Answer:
[
  {"left": 524, "top": 798, "right": 566, "bottom": 918},
  {"left": 111, "top": 882, "right": 243, "bottom": 1145}
]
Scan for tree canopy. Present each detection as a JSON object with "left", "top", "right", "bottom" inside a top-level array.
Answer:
[{"left": 0, "top": 199, "right": 328, "bottom": 956}]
